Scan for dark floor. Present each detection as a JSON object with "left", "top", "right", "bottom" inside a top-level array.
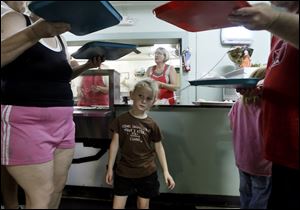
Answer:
[
  {"left": 60, "top": 186, "right": 196, "bottom": 209},
  {"left": 59, "top": 197, "right": 112, "bottom": 209},
  {"left": 59, "top": 197, "right": 198, "bottom": 209},
  {"left": 58, "top": 186, "right": 240, "bottom": 209},
  {"left": 1, "top": 186, "right": 240, "bottom": 209}
]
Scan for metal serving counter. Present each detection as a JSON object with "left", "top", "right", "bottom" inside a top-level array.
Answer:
[
  {"left": 73, "top": 107, "right": 112, "bottom": 140},
  {"left": 72, "top": 108, "right": 113, "bottom": 164}
]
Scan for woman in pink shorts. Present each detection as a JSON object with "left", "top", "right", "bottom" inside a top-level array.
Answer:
[{"left": 1, "top": 3, "right": 104, "bottom": 208}]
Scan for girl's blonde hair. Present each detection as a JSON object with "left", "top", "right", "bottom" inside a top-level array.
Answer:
[
  {"left": 242, "top": 67, "right": 266, "bottom": 105},
  {"left": 155, "top": 47, "right": 170, "bottom": 62},
  {"left": 132, "top": 78, "right": 159, "bottom": 98}
]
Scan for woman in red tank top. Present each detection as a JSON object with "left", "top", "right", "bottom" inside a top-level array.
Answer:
[
  {"left": 77, "top": 74, "right": 109, "bottom": 106},
  {"left": 146, "top": 47, "right": 179, "bottom": 105}
]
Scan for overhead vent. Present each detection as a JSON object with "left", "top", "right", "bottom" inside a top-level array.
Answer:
[{"left": 221, "top": 26, "right": 254, "bottom": 45}]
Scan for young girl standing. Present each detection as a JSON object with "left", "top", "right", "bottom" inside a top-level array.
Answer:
[
  {"left": 106, "top": 78, "right": 175, "bottom": 209},
  {"left": 228, "top": 68, "right": 272, "bottom": 209}
]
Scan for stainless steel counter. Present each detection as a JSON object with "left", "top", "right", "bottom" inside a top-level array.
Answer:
[
  {"left": 72, "top": 107, "right": 114, "bottom": 164},
  {"left": 73, "top": 106, "right": 111, "bottom": 117},
  {"left": 73, "top": 106, "right": 113, "bottom": 139}
]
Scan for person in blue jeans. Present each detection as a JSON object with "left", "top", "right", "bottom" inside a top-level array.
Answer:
[
  {"left": 229, "top": 2, "right": 299, "bottom": 209},
  {"left": 228, "top": 68, "right": 272, "bottom": 209}
]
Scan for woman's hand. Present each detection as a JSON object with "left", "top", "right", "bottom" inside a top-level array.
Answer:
[
  {"left": 70, "top": 56, "right": 105, "bottom": 79},
  {"left": 84, "top": 56, "right": 105, "bottom": 69},
  {"left": 228, "top": 3, "right": 279, "bottom": 30},
  {"left": 29, "top": 19, "right": 71, "bottom": 39},
  {"left": 156, "top": 81, "right": 165, "bottom": 89},
  {"left": 236, "top": 84, "right": 263, "bottom": 97},
  {"left": 91, "top": 85, "right": 102, "bottom": 93}
]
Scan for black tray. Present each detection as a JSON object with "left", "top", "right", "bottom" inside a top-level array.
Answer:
[
  {"left": 28, "top": 1, "right": 122, "bottom": 35},
  {"left": 189, "top": 78, "right": 259, "bottom": 88},
  {"left": 71, "top": 41, "right": 139, "bottom": 60}
]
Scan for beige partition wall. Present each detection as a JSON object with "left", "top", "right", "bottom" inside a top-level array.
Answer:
[{"left": 67, "top": 105, "right": 238, "bottom": 196}]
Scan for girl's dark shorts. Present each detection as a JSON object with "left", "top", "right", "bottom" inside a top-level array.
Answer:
[{"left": 113, "top": 172, "right": 160, "bottom": 198}]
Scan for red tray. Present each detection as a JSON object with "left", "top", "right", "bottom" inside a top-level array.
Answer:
[{"left": 153, "top": 1, "right": 251, "bottom": 32}]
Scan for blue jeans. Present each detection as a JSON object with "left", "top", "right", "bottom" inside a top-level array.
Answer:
[{"left": 239, "top": 170, "right": 272, "bottom": 209}]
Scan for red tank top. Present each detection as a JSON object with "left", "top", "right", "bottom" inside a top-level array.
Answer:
[
  {"left": 77, "top": 75, "right": 109, "bottom": 106},
  {"left": 150, "top": 65, "right": 176, "bottom": 105}
]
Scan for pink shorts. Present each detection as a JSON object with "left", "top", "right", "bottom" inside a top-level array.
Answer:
[{"left": 1, "top": 105, "right": 75, "bottom": 166}]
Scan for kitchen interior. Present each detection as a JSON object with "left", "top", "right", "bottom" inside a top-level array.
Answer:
[
  {"left": 65, "top": 1, "right": 271, "bottom": 209},
  {"left": 2, "top": 1, "right": 273, "bottom": 209},
  {"left": 66, "top": 1, "right": 270, "bottom": 105}
]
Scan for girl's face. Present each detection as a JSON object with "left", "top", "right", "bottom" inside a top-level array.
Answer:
[{"left": 130, "top": 86, "right": 156, "bottom": 112}]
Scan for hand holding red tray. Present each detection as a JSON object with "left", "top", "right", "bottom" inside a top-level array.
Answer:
[{"left": 153, "top": 1, "right": 251, "bottom": 32}]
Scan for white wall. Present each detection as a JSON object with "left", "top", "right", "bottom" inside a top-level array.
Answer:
[{"left": 65, "top": 1, "right": 271, "bottom": 104}]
